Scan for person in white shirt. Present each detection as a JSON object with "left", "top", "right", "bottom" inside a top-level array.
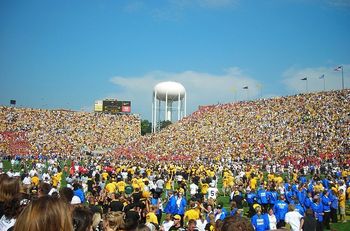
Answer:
[
  {"left": 190, "top": 182, "right": 199, "bottom": 197},
  {"left": 207, "top": 182, "right": 219, "bottom": 200},
  {"left": 196, "top": 213, "right": 208, "bottom": 231},
  {"left": 267, "top": 207, "right": 277, "bottom": 230},
  {"left": 285, "top": 204, "right": 304, "bottom": 231},
  {"left": 161, "top": 213, "right": 174, "bottom": 231}
]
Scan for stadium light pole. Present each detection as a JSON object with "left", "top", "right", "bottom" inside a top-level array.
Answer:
[
  {"left": 301, "top": 77, "right": 308, "bottom": 92},
  {"left": 243, "top": 86, "right": 249, "bottom": 100},
  {"left": 319, "top": 74, "right": 325, "bottom": 91},
  {"left": 334, "top": 65, "right": 344, "bottom": 90}
]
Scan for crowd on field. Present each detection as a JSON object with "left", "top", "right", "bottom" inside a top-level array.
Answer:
[{"left": 1, "top": 152, "right": 350, "bottom": 231}]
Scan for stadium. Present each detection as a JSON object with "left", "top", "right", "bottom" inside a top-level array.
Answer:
[
  {"left": 1, "top": 1, "right": 350, "bottom": 230},
  {"left": 1, "top": 89, "right": 350, "bottom": 231}
]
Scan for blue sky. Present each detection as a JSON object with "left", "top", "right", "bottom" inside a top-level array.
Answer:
[{"left": 1, "top": 0, "right": 349, "bottom": 120}]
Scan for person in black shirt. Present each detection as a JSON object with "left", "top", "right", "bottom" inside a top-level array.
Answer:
[
  {"left": 302, "top": 208, "right": 317, "bottom": 231},
  {"left": 109, "top": 193, "right": 124, "bottom": 212}
]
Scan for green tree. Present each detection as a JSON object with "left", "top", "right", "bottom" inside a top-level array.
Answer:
[
  {"left": 160, "top": 120, "right": 172, "bottom": 130},
  {"left": 141, "top": 120, "right": 152, "bottom": 135}
]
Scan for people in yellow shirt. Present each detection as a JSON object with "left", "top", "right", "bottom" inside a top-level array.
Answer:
[
  {"left": 105, "top": 181, "right": 117, "bottom": 193},
  {"left": 200, "top": 181, "right": 209, "bottom": 197},
  {"left": 146, "top": 205, "right": 159, "bottom": 224},
  {"left": 102, "top": 171, "right": 109, "bottom": 181},
  {"left": 31, "top": 174, "right": 39, "bottom": 186},
  {"left": 250, "top": 177, "right": 258, "bottom": 191},
  {"left": 339, "top": 189, "right": 346, "bottom": 223},
  {"left": 116, "top": 180, "right": 126, "bottom": 193},
  {"left": 184, "top": 202, "right": 200, "bottom": 224},
  {"left": 51, "top": 174, "right": 59, "bottom": 188}
]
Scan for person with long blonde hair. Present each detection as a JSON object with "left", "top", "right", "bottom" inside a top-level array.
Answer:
[{"left": 13, "top": 196, "right": 74, "bottom": 231}]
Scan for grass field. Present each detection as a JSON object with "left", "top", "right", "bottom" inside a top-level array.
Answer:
[{"left": 2, "top": 159, "right": 350, "bottom": 230}]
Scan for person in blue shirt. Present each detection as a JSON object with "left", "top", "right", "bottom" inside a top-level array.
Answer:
[
  {"left": 246, "top": 188, "right": 257, "bottom": 217},
  {"left": 294, "top": 199, "right": 305, "bottom": 216},
  {"left": 311, "top": 196, "right": 324, "bottom": 231},
  {"left": 296, "top": 185, "right": 307, "bottom": 206},
  {"left": 321, "top": 190, "right": 331, "bottom": 230},
  {"left": 73, "top": 182, "right": 85, "bottom": 203},
  {"left": 285, "top": 186, "right": 295, "bottom": 204},
  {"left": 299, "top": 175, "right": 307, "bottom": 185},
  {"left": 215, "top": 203, "right": 226, "bottom": 221},
  {"left": 267, "top": 187, "right": 279, "bottom": 209},
  {"left": 257, "top": 185, "right": 269, "bottom": 212},
  {"left": 164, "top": 191, "right": 177, "bottom": 215},
  {"left": 251, "top": 206, "right": 269, "bottom": 231},
  {"left": 273, "top": 194, "right": 288, "bottom": 228},
  {"left": 330, "top": 188, "right": 339, "bottom": 223},
  {"left": 304, "top": 192, "right": 313, "bottom": 209}
]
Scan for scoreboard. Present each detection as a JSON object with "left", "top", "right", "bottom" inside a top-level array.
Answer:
[{"left": 95, "top": 99, "right": 131, "bottom": 113}]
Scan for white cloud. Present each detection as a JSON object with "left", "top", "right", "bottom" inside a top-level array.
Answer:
[
  {"left": 123, "top": 1, "right": 145, "bottom": 13},
  {"left": 326, "top": 0, "right": 350, "bottom": 7},
  {"left": 124, "top": 0, "right": 238, "bottom": 21},
  {"left": 197, "top": 0, "right": 238, "bottom": 8},
  {"left": 110, "top": 67, "right": 260, "bottom": 120},
  {"left": 282, "top": 64, "right": 349, "bottom": 94}
]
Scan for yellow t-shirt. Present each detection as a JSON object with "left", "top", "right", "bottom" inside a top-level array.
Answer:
[
  {"left": 102, "top": 172, "right": 109, "bottom": 181},
  {"left": 146, "top": 212, "right": 158, "bottom": 224},
  {"left": 184, "top": 209, "right": 200, "bottom": 221},
  {"left": 201, "top": 183, "right": 209, "bottom": 194},
  {"left": 116, "top": 181, "right": 126, "bottom": 192},
  {"left": 165, "top": 179, "right": 172, "bottom": 190},
  {"left": 105, "top": 182, "right": 117, "bottom": 193},
  {"left": 52, "top": 175, "right": 59, "bottom": 187}
]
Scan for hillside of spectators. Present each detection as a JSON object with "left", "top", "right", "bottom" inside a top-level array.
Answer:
[
  {"left": 0, "top": 107, "right": 141, "bottom": 156},
  {"left": 115, "top": 89, "right": 350, "bottom": 166}
]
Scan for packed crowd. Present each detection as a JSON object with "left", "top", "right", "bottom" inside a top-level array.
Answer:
[
  {"left": 115, "top": 90, "right": 350, "bottom": 166},
  {"left": 0, "top": 107, "right": 140, "bottom": 155},
  {"left": 0, "top": 89, "right": 349, "bottom": 231}
]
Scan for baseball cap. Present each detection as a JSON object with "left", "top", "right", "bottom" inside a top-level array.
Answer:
[
  {"left": 173, "top": 215, "right": 181, "bottom": 220},
  {"left": 71, "top": 195, "right": 81, "bottom": 205},
  {"left": 217, "top": 204, "right": 223, "bottom": 209}
]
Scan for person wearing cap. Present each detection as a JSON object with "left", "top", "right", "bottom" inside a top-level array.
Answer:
[
  {"left": 169, "top": 214, "right": 185, "bottom": 231},
  {"left": 251, "top": 205, "right": 269, "bottom": 231}
]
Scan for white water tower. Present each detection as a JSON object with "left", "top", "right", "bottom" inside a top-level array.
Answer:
[{"left": 152, "top": 81, "right": 186, "bottom": 132}]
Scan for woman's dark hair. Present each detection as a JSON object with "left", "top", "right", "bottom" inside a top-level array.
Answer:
[{"left": 72, "top": 206, "right": 93, "bottom": 231}]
